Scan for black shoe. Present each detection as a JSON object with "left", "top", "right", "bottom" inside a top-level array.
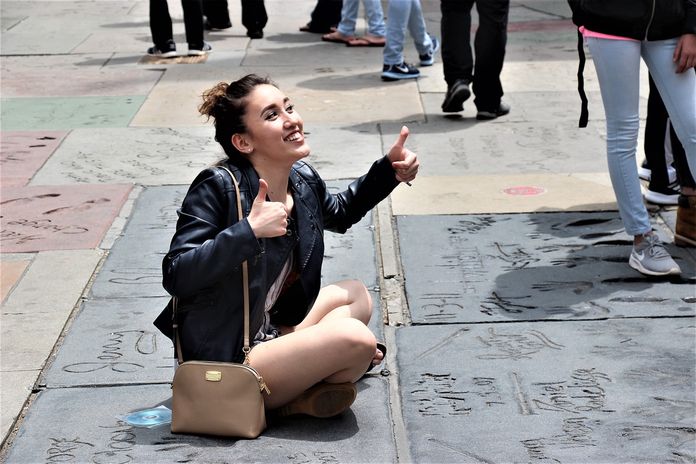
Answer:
[
  {"left": 146, "top": 39, "right": 177, "bottom": 58},
  {"left": 188, "top": 41, "right": 212, "bottom": 56},
  {"left": 381, "top": 62, "right": 420, "bottom": 81},
  {"left": 204, "top": 18, "right": 232, "bottom": 30},
  {"left": 476, "top": 101, "right": 510, "bottom": 120},
  {"left": 441, "top": 79, "right": 471, "bottom": 113},
  {"left": 247, "top": 29, "right": 264, "bottom": 39}
]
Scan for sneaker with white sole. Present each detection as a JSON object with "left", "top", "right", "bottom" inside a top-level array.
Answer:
[
  {"left": 381, "top": 62, "right": 420, "bottom": 81},
  {"left": 643, "top": 182, "right": 681, "bottom": 205},
  {"left": 628, "top": 233, "right": 681, "bottom": 276},
  {"left": 419, "top": 36, "right": 440, "bottom": 66},
  {"left": 188, "top": 41, "right": 212, "bottom": 56},
  {"left": 147, "top": 40, "right": 177, "bottom": 58},
  {"left": 638, "top": 159, "right": 678, "bottom": 183}
]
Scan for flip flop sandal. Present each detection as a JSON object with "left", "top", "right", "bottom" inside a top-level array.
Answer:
[
  {"left": 347, "top": 36, "right": 385, "bottom": 47},
  {"left": 322, "top": 31, "right": 355, "bottom": 44},
  {"left": 364, "top": 342, "right": 387, "bottom": 375}
]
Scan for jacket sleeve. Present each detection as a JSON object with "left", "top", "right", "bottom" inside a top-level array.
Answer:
[
  {"left": 162, "top": 168, "right": 262, "bottom": 297},
  {"left": 301, "top": 156, "right": 400, "bottom": 233},
  {"left": 686, "top": 0, "right": 696, "bottom": 34}
]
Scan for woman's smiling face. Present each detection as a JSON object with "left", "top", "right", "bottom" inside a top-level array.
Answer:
[{"left": 237, "top": 84, "right": 310, "bottom": 165}]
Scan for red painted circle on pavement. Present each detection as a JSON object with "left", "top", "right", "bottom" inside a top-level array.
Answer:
[{"left": 502, "top": 186, "right": 546, "bottom": 196}]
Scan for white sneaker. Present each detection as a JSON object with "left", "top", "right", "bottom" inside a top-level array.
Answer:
[{"left": 629, "top": 234, "right": 681, "bottom": 276}]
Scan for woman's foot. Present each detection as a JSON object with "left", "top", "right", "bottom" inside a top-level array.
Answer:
[
  {"left": 276, "top": 382, "right": 357, "bottom": 418},
  {"left": 629, "top": 233, "right": 681, "bottom": 276},
  {"left": 321, "top": 31, "right": 355, "bottom": 44}
]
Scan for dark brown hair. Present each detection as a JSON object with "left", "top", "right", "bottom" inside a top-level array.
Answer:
[{"left": 199, "top": 74, "right": 276, "bottom": 163}]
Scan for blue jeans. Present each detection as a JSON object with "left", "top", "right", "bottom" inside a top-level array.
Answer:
[
  {"left": 587, "top": 37, "right": 696, "bottom": 236},
  {"left": 337, "top": 0, "right": 385, "bottom": 37},
  {"left": 383, "top": 0, "right": 432, "bottom": 65}
]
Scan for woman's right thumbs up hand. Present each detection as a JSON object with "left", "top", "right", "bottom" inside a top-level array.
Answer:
[{"left": 247, "top": 179, "right": 288, "bottom": 238}]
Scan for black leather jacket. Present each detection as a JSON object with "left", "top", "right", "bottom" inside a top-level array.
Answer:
[
  {"left": 568, "top": 0, "right": 696, "bottom": 40},
  {"left": 154, "top": 156, "right": 400, "bottom": 363}
]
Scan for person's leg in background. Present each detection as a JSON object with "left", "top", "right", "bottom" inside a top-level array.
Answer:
[
  {"left": 202, "top": 0, "right": 232, "bottom": 29},
  {"left": 440, "top": 0, "right": 474, "bottom": 112},
  {"left": 405, "top": 0, "right": 436, "bottom": 65},
  {"left": 381, "top": 0, "right": 420, "bottom": 80},
  {"left": 148, "top": 0, "right": 177, "bottom": 56},
  {"left": 643, "top": 40, "right": 696, "bottom": 247},
  {"left": 302, "top": 0, "right": 343, "bottom": 33},
  {"left": 181, "top": 0, "right": 208, "bottom": 53},
  {"left": 642, "top": 73, "right": 680, "bottom": 205},
  {"left": 363, "top": 0, "right": 386, "bottom": 41},
  {"left": 241, "top": 0, "right": 267, "bottom": 38},
  {"left": 472, "top": 0, "right": 510, "bottom": 120},
  {"left": 587, "top": 36, "right": 681, "bottom": 275}
]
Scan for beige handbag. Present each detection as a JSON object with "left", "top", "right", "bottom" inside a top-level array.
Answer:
[{"left": 170, "top": 166, "right": 270, "bottom": 438}]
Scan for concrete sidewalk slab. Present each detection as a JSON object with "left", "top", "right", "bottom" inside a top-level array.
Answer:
[
  {"left": 30, "top": 128, "right": 221, "bottom": 186},
  {"left": 0, "top": 58, "right": 161, "bottom": 97},
  {"left": 0, "top": 96, "right": 146, "bottom": 130},
  {"left": 398, "top": 213, "right": 694, "bottom": 324},
  {"left": 0, "top": 258, "right": 31, "bottom": 303},
  {"left": 0, "top": 184, "right": 132, "bottom": 252},
  {"left": 131, "top": 64, "right": 424, "bottom": 126},
  {"left": 390, "top": 174, "right": 615, "bottom": 215},
  {"left": 1, "top": 249, "right": 103, "bottom": 439},
  {"left": 42, "top": 297, "right": 174, "bottom": 388},
  {"left": 379, "top": 118, "right": 608, "bottom": 176},
  {"left": 396, "top": 319, "right": 696, "bottom": 463},
  {"left": 0, "top": 131, "right": 66, "bottom": 187},
  {"left": 4, "top": 378, "right": 394, "bottom": 464}
]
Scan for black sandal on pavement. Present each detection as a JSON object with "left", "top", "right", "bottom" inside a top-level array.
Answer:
[{"left": 364, "top": 342, "right": 387, "bottom": 375}]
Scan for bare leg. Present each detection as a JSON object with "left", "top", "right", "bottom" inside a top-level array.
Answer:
[{"left": 248, "top": 280, "right": 381, "bottom": 409}]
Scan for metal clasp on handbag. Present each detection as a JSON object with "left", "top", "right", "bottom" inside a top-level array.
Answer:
[{"left": 205, "top": 371, "right": 222, "bottom": 382}]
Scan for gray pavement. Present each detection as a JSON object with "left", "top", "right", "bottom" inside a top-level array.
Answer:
[{"left": 1, "top": 0, "right": 695, "bottom": 463}]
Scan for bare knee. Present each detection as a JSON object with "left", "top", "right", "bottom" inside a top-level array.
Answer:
[
  {"left": 343, "top": 279, "right": 373, "bottom": 323},
  {"left": 326, "top": 318, "right": 376, "bottom": 380}
]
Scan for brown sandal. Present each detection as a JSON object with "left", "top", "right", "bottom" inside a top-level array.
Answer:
[{"left": 277, "top": 382, "right": 357, "bottom": 418}]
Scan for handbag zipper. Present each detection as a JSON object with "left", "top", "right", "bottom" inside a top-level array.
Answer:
[{"left": 184, "top": 360, "right": 271, "bottom": 395}]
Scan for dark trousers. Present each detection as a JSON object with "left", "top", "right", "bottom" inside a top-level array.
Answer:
[
  {"left": 308, "top": 0, "right": 342, "bottom": 32},
  {"left": 440, "top": 0, "right": 509, "bottom": 111},
  {"left": 645, "top": 73, "right": 695, "bottom": 189},
  {"left": 202, "top": 0, "right": 267, "bottom": 32},
  {"left": 150, "top": 0, "right": 204, "bottom": 48}
]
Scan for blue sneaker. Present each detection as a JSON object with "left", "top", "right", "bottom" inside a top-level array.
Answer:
[
  {"left": 381, "top": 62, "right": 420, "bottom": 81},
  {"left": 419, "top": 36, "right": 440, "bottom": 66}
]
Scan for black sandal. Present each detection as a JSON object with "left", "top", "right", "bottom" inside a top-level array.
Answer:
[{"left": 364, "top": 342, "right": 387, "bottom": 375}]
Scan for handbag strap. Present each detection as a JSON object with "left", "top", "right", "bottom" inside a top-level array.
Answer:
[{"left": 173, "top": 165, "right": 252, "bottom": 365}]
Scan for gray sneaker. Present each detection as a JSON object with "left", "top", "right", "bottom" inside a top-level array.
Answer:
[{"left": 629, "top": 234, "right": 681, "bottom": 276}]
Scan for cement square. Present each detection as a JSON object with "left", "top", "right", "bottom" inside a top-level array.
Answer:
[
  {"left": 391, "top": 174, "right": 616, "bottom": 215},
  {"left": 0, "top": 258, "right": 30, "bottom": 303},
  {"left": 4, "top": 378, "right": 395, "bottom": 463},
  {"left": 0, "top": 56, "right": 161, "bottom": 97},
  {"left": 30, "top": 127, "right": 222, "bottom": 186},
  {"left": 397, "top": 213, "right": 695, "bottom": 324},
  {"left": 0, "top": 96, "right": 147, "bottom": 130},
  {"left": 0, "top": 131, "right": 66, "bottom": 187},
  {"left": 396, "top": 319, "right": 696, "bottom": 463},
  {"left": 379, "top": 118, "right": 608, "bottom": 176},
  {"left": 131, "top": 65, "right": 423, "bottom": 126},
  {"left": 0, "top": 184, "right": 132, "bottom": 252},
  {"left": 42, "top": 297, "right": 175, "bottom": 387},
  {"left": 89, "top": 186, "right": 184, "bottom": 299}
]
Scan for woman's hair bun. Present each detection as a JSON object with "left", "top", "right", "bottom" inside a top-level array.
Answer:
[{"left": 199, "top": 82, "right": 229, "bottom": 119}]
